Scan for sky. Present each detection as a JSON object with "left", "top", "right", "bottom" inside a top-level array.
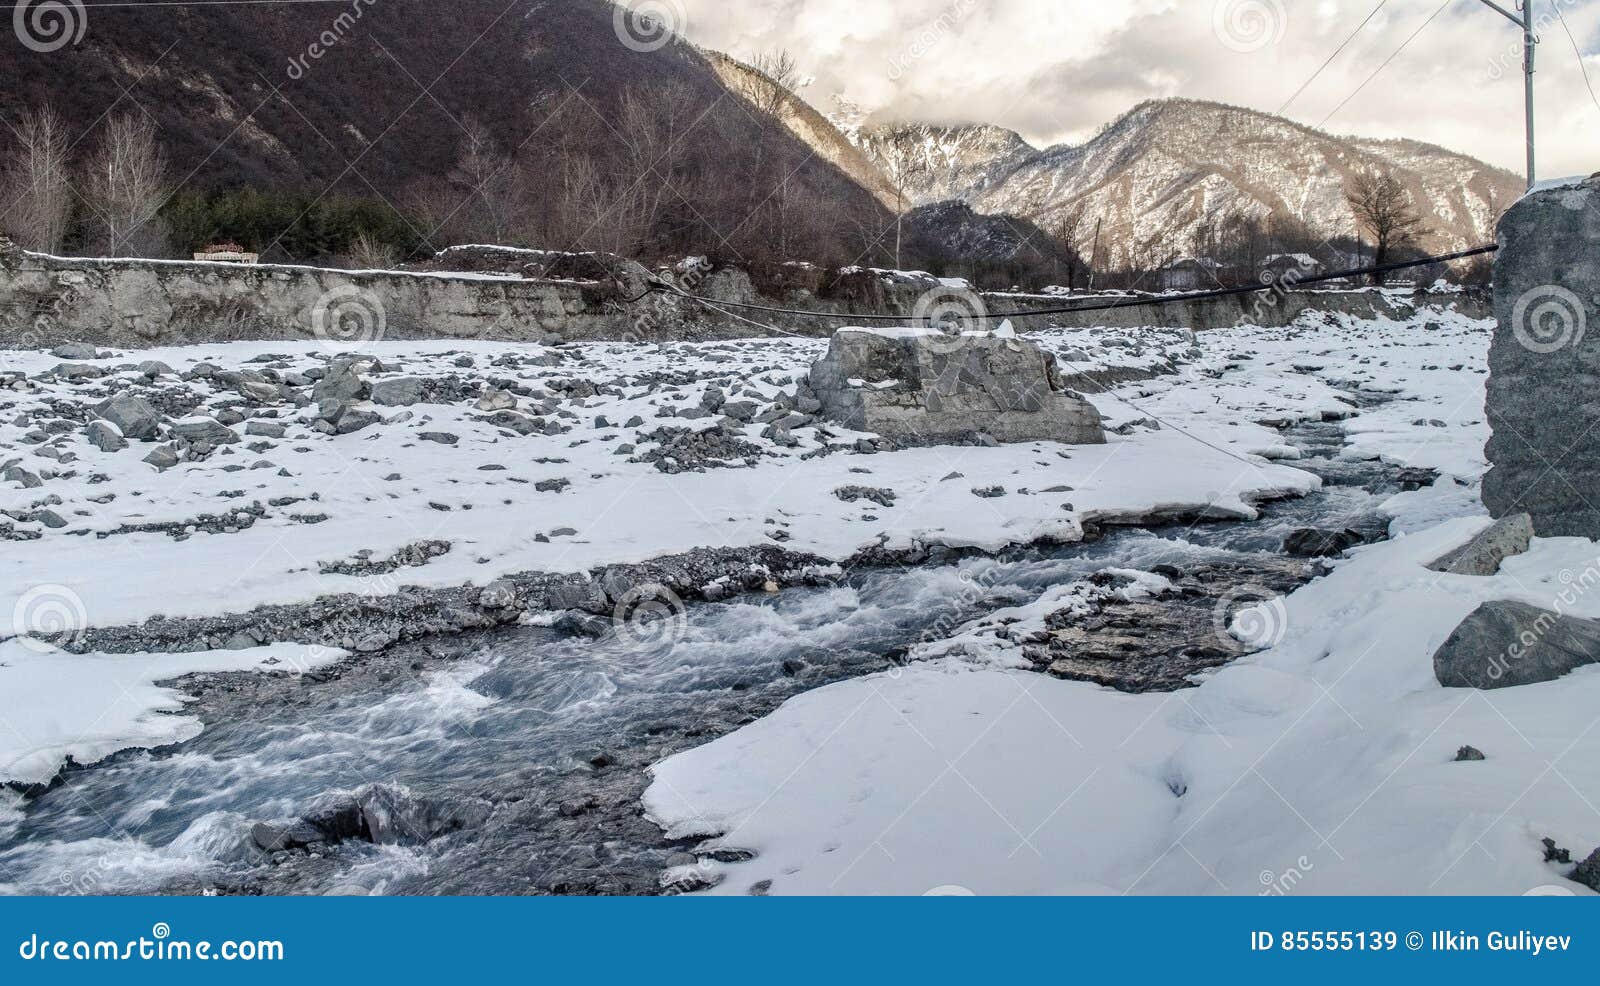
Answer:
[{"left": 665, "top": 0, "right": 1600, "bottom": 179}]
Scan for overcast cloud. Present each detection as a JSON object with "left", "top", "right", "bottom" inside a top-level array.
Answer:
[{"left": 665, "top": 0, "right": 1600, "bottom": 178}]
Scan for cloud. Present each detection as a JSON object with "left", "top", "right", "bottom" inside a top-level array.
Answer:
[{"left": 669, "top": 0, "right": 1600, "bottom": 177}]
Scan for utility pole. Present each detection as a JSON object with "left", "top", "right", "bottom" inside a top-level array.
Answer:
[{"left": 1476, "top": 0, "right": 1537, "bottom": 189}]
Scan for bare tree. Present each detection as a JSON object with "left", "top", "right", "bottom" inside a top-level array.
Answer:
[
  {"left": 739, "top": 50, "right": 803, "bottom": 118},
  {"left": 1346, "top": 170, "right": 1428, "bottom": 283},
  {"left": 84, "top": 114, "right": 171, "bottom": 257},
  {"left": 2, "top": 105, "right": 72, "bottom": 253},
  {"left": 1051, "top": 202, "right": 1090, "bottom": 290},
  {"left": 447, "top": 116, "right": 525, "bottom": 245}
]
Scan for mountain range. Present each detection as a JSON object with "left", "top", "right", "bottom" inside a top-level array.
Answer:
[
  {"left": 0, "top": 1, "right": 1522, "bottom": 273},
  {"left": 843, "top": 98, "right": 1523, "bottom": 267}
]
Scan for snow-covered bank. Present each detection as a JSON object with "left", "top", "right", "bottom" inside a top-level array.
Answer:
[
  {"left": 643, "top": 310, "right": 1600, "bottom": 895},
  {"left": 0, "top": 641, "right": 346, "bottom": 788},
  {"left": 1, "top": 324, "right": 1322, "bottom": 636},
  {"left": 644, "top": 519, "right": 1600, "bottom": 896}
]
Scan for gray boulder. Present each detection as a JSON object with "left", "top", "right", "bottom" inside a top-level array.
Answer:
[
  {"left": 85, "top": 420, "right": 127, "bottom": 452},
  {"left": 1433, "top": 599, "right": 1600, "bottom": 689},
  {"left": 169, "top": 416, "right": 240, "bottom": 445},
  {"left": 51, "top": 342, "right": 99, "bottom": 361},
  {"left": 93, "top": 393, "right": 162, "bottom": 441},
  {"left": 371, "top": 376, "right": 427, "bottom": 407},
  {"left": 312, "top": 360, "right": 369, "bottom": 403},
  {"left": 1483, "top": 175, "right": 1600, "bottom": 536},
  {"left": 1427, "top": 513, "right": 1534, "bottom": 576},
  {"left": 808, "top": 328, "right": 1105, "bottom": 446}
]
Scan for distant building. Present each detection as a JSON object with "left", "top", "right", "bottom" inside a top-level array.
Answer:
[
  {"left": 1156, "top": 257, "right": 1220, "bottom": 292},
  {"left": 1260, "top": 253, "right": 1322, "bottom": 285},
  {"left": 194, "top": 243, "right": 259, "bottom": 264}
]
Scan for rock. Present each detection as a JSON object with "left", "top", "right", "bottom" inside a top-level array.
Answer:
[
  {"left": 1283, "top": 527, "right": 1366, "bottom": 558},
  {"left": 1483, "top": 174, "right": 1600, "bottom": 536},
  {"left": 51, "top": 342, "right": 99, "bottom": 360},
  {"left": 93, "top": 393, "right": 162, "bottom": 441},
  {"left": 1574, "top": 848, "right": 1600, "bottom": 893},
  {"left": 245, "top": 421, "right": 287, "bottom": 439},
  {"left": 370, "top": 376, "right": 427, "bottom": 407},
  {"left": 85, "top": 420, "right": 127, "bottom": 452},
  {"left": 1454, "top": 745, "right": 1486, "bottom": 761},
  {"left": 1426, "top": 513, "right": 1533, "bottom": 576},
  {"left": 475, "top": 387, "right": 517, "bottom": 411},
  {"left": 418, "top": 431, "right": 459, "bottom": 445},
  {"left": 142, "top": 445, "right": 179, "bottom": 470},
  {"left": 169, "top": 416, "right": 240, "bottom": 445},
  {"left": 478, "top": 580, "right": 517, "bottom": 609},
  {"left": 808, "top": 329, "right": 1106, "bottom": 445},
  {"left": 250, "top": 820, "right": 324, "bottom": 853},
  {"left": 4, "top": 465, "right": 42, "bottom": 488},
  {"left": 312, "top": 360, "right": 368, "bottom": 403},
  {"left": 1433, "top": 600, "right": 1600, "bottom": 689},
  {"left": 535, "top": 477, "right": 570, "bottom": 493},
  {"left": 833, "top": 485, "right": 895, "bottom": 507}
]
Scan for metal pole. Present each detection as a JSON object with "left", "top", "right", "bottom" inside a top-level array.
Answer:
[
  {"left": 1524, "top": 0, "right": 1536, "bottom": 189},
  {"left": 1477, "top": 0, "right": 1537, "bottom": 188}
]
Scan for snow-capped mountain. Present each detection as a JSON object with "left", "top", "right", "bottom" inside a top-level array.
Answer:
[{"left": 851, "top": 98, "right": 1523, "bottom": 265}]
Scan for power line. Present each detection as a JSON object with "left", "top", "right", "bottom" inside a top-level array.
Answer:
[
  {"left": 1318, "top": 0, "right": 1451, "bottom": 129},
  {"left": 638, "top": 245, "right": 1498, "bottom": 322},
  {"left": 1555, "top": 3, "right": 1600, "bottom": 119},
  {"left": 1279, "top": 0, "right": 1390, "bottom": 114}
]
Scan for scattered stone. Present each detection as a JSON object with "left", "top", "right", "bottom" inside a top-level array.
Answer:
[
  {"left": 1426, "top": 513, "right": 1533, "bottom": 576},
  {"left": 834, "top": 485, "right": 896, "bottom": 507},
  {"left": 1454, "top": 745, "right": 1486, "bottom": 762},
  {"left": 476, "top": 388, "right": 517, "bottom": 412},
  {"left": 1283, "top": 527, "right": 1366, "bottom": 558},
  {"left": 93, "top": 393, "right": 162, "bottom": 441},
  {"left": 1433, "top": 600, "right": 1600, "bottom": 689},
  {"left": 142, "top": 446, "right": 179, "bottom": 470},
  {"left": 169, "top": 416, "right": 240, "bottom": 445},
  {"left": 370, "top": 376, "right": 427, "bottom": 407},
  {"left": 418, "top": 432, "right": 459, "bottom": 445}
]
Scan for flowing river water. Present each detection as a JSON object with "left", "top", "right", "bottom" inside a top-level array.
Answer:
[{"left": 0, "top": 413, "right": 1407, "bottom": 896}]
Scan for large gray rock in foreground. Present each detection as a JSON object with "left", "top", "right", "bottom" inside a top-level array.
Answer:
[
  {"left": 1426, "top": 513, "right": 1533, "bottom": 576},
  {"left": 1483, "top": 174, "right": 1600, "bottom": 537},
  {"left": 1433, "top": 599, "right": 1600, "bottom": 689},
  {"left": 808, "top": 328, "right": 1106, "bottom": 445}
]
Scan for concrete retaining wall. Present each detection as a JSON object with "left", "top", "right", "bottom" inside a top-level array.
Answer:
[{"left": 0, "top": 238, "right": 1488, "bottom": 351}]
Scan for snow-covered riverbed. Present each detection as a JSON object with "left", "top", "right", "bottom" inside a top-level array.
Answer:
[{"left": 10, "top": 305, "right": 1590, "bottom": 898}]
